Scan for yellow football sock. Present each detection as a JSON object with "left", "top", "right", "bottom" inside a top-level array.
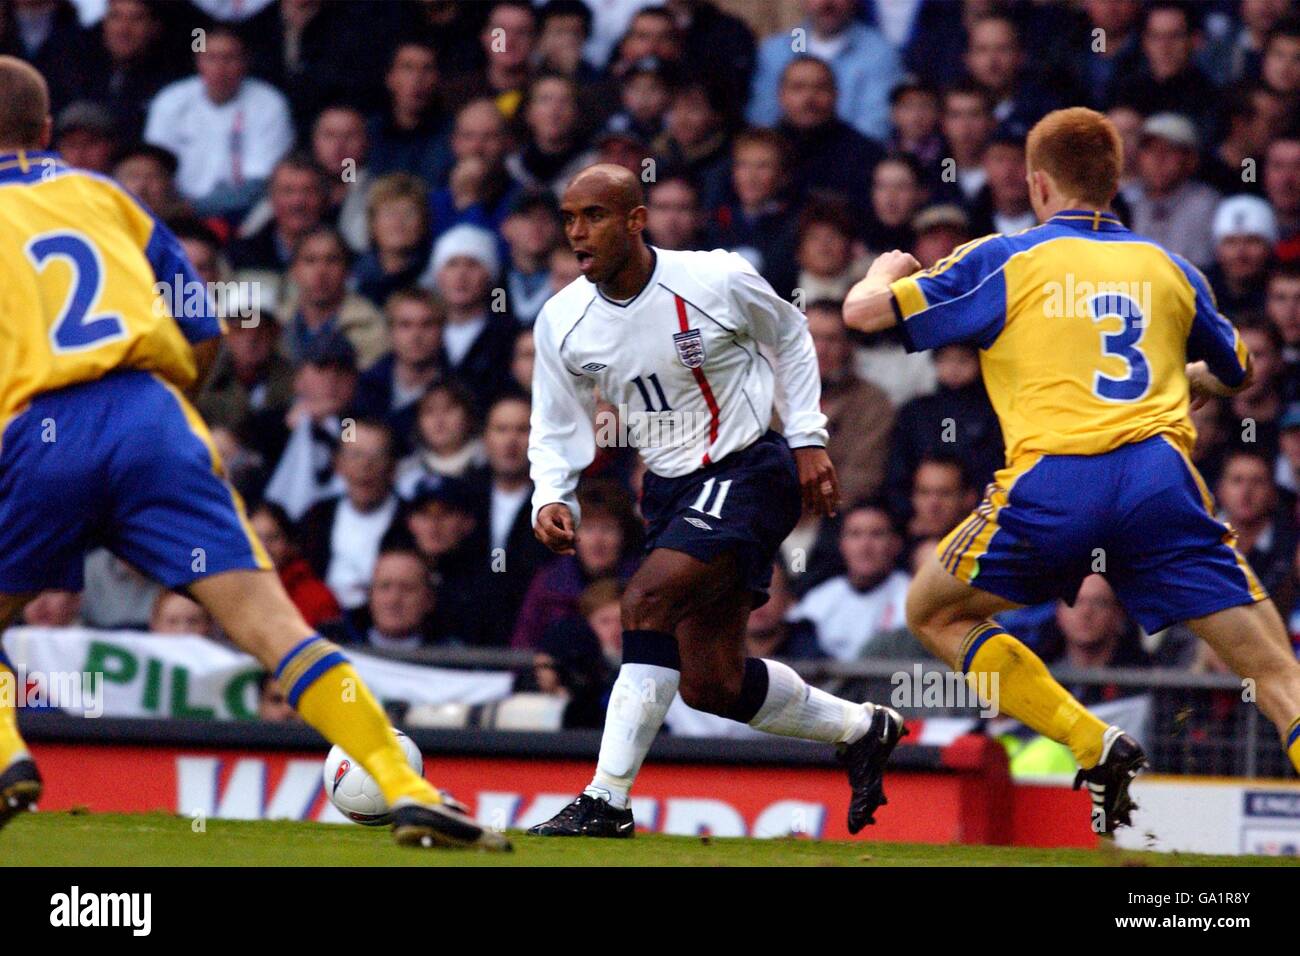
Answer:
[
  {"left": 960, "top": 622, "right": 1109, "bottom": 769},
  {"left": 0, "top": 649, "right": 30, "bottom": 769},
  {"left": 1286, "top": 718, "right": 1300, "bottom": 774},
  {"left": 277, "top": 637, "right": 440, "bottom": 807}
]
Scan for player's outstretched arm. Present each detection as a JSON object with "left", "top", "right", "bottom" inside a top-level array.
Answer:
[{"left": 842, "top": 250, "right": 921, "bottom": 334}]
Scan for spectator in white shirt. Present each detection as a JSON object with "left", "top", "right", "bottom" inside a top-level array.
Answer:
[
  {"left": 790, "top": 502, "right": 911, "bottom": 660},
  {"left": 297, "top": 418, "right": 403, "bottom": 610},
  {"left": 143, "top": 24, "right": 294, "bottom": 217}
]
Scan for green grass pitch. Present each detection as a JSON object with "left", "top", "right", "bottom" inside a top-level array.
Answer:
[{"left": 2, "top": 812, "right": 1298, "bottom": 866}]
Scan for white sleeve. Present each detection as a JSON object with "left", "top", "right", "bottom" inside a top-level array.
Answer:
[
  {"left": 529, "top": 310, "right": 598, "bottom": 528},
  {"left": 246, "top": 86, "right": 295, "bottom": 180},
  {"left": 726, "top": 255, "right": 829, "bottom": 449}
]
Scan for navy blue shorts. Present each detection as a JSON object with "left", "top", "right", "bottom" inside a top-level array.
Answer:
[
  {"left": 641, "top": 430, "right": 802, "bottom": 606},
  {"left": 938, "top": 435, "right": 1266, "bottom": 633},
  {"left": 0, "top": 370, "right": 270, "bottom": 593}
]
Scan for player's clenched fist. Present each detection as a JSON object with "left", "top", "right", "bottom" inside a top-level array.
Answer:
[
  {"left": 794, "top": 446, "right": 840, "bottom": 517},
  {"left": 865, "top": 249, "right": 922, "bottom": 284},
  {"left": 534, "top": 502, "right": 577, "bottom": 555}
]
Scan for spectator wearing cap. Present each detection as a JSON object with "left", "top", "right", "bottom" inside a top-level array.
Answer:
[
  {"left": 886, "top": 78, "right": 944, "bottom": 181},
  {"left": 501, "top": 190, "right": 563, "bottom": 326},
  {"left": 249, "top": 501, "right": 341, "bottom": 629},
  {"left": 968, "top": 122, "right": 1034, "bottom": 236},
  {"left": 143, "top": 25, "right": 294, "bottom": 218},
  {"left": 645, "top": 176, "right": 706, "bottom": 251},
  {"left": 336, "top": 547, "right": 449, "bottom": 650},
  {"left": 708, "top": 128, "right": 799, "bottom": 298},
  {"left": 1265, "top": 131, "right": 1300, "bottom": 264},
  {"left": 113, "top": 142, "right": 187, "bottom": 219},
  {"left": 1122, "top": 112, "right": 1220, "bottom": 269},
  {"left": 510, "top": 480, "right": 639, "bottom": 650},
  {"left": 420, "top": 223, "right": 517, "bottom": 409},
  {"left": 863, "top": 153, "right": 927, "bottom": 256},
  {"left": 298, "top": 418, "right": 404, "bottom": 611},
  {"left": 774, "top": 56, "right": 883, "bottom": 217},
  {"left": 353, "top": 289, "right": 448, "bottom": 448},
  {"left": 963, "top": 13, "right": 1062, "bottom": 129},
  {"left": 79, "top": 0, "right": 173, "bottom": 140},
  {"left": 505, "top": 73, "right": 596, "bottom": 197},
  {"left": 748, "top": 0, "right": 901, "bottom": 143},
  {"left": 227, "top": 153, "right": 329, "bottom": 276},
  {"left": 428, "top": 97, "right": 521, "bottom": 244},
  {"left": 1110, "top": 2, "right": 1217, "bottom": 136},
  {"left": 353, "top": 173, "right": 433, "bottom": 310},
  {"left": 805, "top": 300, "right": 894, "bottom": 505},
  {"left": 394, "top": 381, "right": 486, "bottom": 494},
  {"left": 911, "top": 204, "right": 971, "bottom": 269},
  {"left": 1207, "top": 195, "right": 1278, "bottom": 314},
  {"left": 279, "top": 226, "right": 388, "bottom": 370},
  {"left": 442, "top": 0, "right": 538, "bottom": 121},
  {"left": 366, "top": 39, "right": 453, "bottom": 190},
  {"left": 54, "top": 101, "right": 118, "bottom": 173}
]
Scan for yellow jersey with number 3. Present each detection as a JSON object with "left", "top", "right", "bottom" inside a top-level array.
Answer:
[
  {"left": 0, "top": 149, "right": 221, "bottom": 430},
  {"left": 888, "top": 209, "right": 1249, "bottom": 480}
]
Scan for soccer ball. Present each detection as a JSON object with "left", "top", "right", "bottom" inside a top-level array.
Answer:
[{"left": 323, "top": 729, "right": 423, "bottom": 826}]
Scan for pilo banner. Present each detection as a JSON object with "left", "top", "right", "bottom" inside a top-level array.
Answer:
[{"left": 1, "top": 626, "right": 515, "bottom": 720}]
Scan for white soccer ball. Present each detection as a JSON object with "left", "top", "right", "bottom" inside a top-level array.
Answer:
[{"left": 323, "top": 729, "right": 423, "bottom": 826}]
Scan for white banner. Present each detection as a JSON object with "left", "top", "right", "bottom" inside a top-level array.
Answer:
[{"left": 1, "top": 626, "right": 514, "bottom": 720}]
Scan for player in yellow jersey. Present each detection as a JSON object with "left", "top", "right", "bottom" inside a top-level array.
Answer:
[
  {"left": 844, "top": 107, "right": 1300, "bottom": 834},
  {"left": 0, "top": 57, "right": 505, "bottom": 850}
]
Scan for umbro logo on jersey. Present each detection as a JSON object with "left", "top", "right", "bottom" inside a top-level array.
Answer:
[
  {"left": 683, "top": 516, "right": 712, "bottom": 530},
  {"left": 581, "top": 362, "right": 607, "bottom": 372}
]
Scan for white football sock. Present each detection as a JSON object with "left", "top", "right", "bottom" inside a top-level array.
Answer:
[
  {"left": 748, "top": 659, "right": 874, "bottom": 744},
  {"left": 585, "top": 662, "right": 680, "bottom": 809}
]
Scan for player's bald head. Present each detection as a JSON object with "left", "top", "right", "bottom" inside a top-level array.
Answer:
[
  {"left": 564, "top": 163, "right": 645, "bottom": 214},
  {"left": 0, "top": 56, "right": 50, "bottom": 150}
]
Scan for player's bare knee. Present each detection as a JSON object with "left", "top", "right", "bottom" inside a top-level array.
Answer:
[
  {"left": 678, "top": 675, "right": 740, "bottom": 717},
  {"left": 621, "top": 579, "right": 682, "bottom": 632}
]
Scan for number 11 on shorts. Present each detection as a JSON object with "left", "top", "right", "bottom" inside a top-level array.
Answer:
[{"left": 690, "top": 478, "right": 732, "bottom": 518}]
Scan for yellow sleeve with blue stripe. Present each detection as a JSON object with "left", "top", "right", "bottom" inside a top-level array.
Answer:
[
  {"left": 888, "top": 234, "right": 1013, "bottom": 352},
  {"left": 1172, "top": 254, "right": 1250, "bottom": 389},
  {"left": 105, "top": 175, "right": 222, "bottom": 344}
]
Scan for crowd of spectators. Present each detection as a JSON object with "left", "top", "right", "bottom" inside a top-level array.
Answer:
[{"left": 6, "top": 0, "right": 1300, "bottom": 731}]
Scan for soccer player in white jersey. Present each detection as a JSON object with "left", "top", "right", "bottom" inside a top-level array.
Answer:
[{"left": 526, "top": 164, "right": 905, "bottom": 837}]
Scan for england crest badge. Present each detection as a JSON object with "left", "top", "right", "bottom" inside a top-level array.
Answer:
[{"left": 673, "top": 328, "right": 706, "bottom": 369}]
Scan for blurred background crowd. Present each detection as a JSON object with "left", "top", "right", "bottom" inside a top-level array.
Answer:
[{"left": 5, "top": 0, "right": 1300, "bottom": 738}]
